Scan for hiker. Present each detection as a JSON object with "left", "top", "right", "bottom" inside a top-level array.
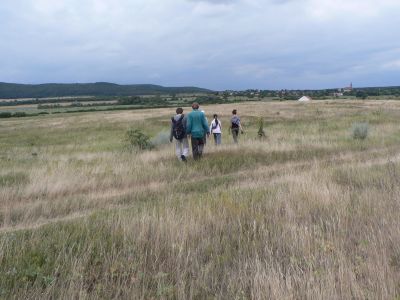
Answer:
[
  {"left": 170, "top": 107, "right": 189, "bottom": 162},
  {"left": 210, "top": 114, "right": 222, "bottom": 145},
  {"left": 230, "top": 109, "right": 243, "bottom": 144},
  {"left": 186, "top": 102, "right": 210, "bottom": 160}
]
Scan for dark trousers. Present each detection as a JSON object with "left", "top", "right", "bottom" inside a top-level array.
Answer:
[
  {"left": 191, "top": 137, "right": 204, "bottom": 160},
  {"left": 231, "top": 128, "right": 239, "bottom": 143}
]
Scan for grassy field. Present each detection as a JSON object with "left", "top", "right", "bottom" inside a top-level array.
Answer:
[{"left": 1, "top": 100, "right": 400, "bottom": 299}]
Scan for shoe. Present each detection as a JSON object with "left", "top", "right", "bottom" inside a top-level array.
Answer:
[{"left": 181, "top": 155, "right": 187, "bottom": 162}]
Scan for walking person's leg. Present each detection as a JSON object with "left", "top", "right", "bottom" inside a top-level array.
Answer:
[
  {"left": 198, "top": 140, "right": 204, "bottom": 158},
  {"left": 175, "top": 139, "right": 183, "bottom": 160},
  {"left": 213, "top": 133, "right": 218, "bottom": 145},
  {"left": 216, "top": 133, "right": 221, "bottom": 145},
  {"left": 191, "top": 136, "right": 200, "bottom": 160},
  {"left": 182, "top": 138, "right": 189, "bottom": 161},
  {"left": 232, "top": 129, "right": 239, "bottom": 143}
]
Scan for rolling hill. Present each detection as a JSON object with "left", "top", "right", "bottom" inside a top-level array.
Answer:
[{"left": 0, "top": 82, "right": 213, "bottom": 98}]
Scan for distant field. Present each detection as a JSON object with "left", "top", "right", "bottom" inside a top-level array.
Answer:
[
  {"left": 0, "top": 96, "right": 95, "bottom": 102},
  {"left": 0, "top": 94, "right": 259, "bottom": 116},
  {"left": 1, "top": 100, "right": 400, "bottom": 298}
]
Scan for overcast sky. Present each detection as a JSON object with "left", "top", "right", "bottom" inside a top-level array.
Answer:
[{"left": 1, "top": 0, "right": 400, "bottom": 90}]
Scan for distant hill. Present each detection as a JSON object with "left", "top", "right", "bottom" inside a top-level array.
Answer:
[{"left": 0, "top": 82, "right": 213, "bottom": 98}]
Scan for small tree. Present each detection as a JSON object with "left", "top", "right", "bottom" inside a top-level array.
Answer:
[{"left": 257, "top": 117, "right": 266, "bottom": 139}]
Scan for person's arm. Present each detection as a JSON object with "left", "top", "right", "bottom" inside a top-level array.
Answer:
[
  {"left": 183, "top": 116, "right": 187, "bottom": 135},
  {"left": 169, "top": 118, "right": 174, "bottom": 142},
  {"left": 186, "top": 114, "right": 192, "bottom": 137},
  {"left": 202, "top": 114, "right": 210, "bottom": 136}
]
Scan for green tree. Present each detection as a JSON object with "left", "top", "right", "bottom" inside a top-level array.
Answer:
[{"left": 356, "top": 91, "right": 368, "bottom": 99}]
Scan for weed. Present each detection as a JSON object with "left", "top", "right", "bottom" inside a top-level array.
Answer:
[
  {"left": 351, "top": 122, "right": 369, "bottom": 140},
  {"left": 257, "top": 117, "right": 266, "bottom": 139}
]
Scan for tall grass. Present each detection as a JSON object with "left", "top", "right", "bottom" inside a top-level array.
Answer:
[{"left": 1, "top": 100, "right": 400, "bottom": 298}]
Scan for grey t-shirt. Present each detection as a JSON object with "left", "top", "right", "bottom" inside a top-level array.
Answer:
[{"left": 231, "top": 115, "right": 240, "bottom": 128}]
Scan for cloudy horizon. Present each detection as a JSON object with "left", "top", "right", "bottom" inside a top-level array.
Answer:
[{"left": 1, "top": 0, "right": 400, "bottom": 90}]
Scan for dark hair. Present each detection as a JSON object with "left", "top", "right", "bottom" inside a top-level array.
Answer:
[
  {"left": 214, "top": 114, "right": 219, "bottom": 126},
  {"left": 213, "top": 114, "right": 218, "bottom": 118},
  {"left": 176, "top": 107, "right": 183, "bottom": 114},
  {"left": 192, "top": 102, "right": 199, "bottom": 109},
  {"left": 232, "top": 109, "right": 237, "bottom": 115}
]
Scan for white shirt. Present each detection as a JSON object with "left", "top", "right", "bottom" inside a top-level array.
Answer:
[{"left": 210, "top": 119, "right": 222, "bottom": 134}]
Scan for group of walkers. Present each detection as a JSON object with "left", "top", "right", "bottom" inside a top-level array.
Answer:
[{"left": 169, "top": 102, "right": 243, "bottom": 161}]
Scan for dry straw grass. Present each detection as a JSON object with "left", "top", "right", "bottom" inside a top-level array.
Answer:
[{"left": 1, "top": 100, "right": 400, "bottom": 298}]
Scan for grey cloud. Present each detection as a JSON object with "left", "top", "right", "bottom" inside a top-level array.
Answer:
[
  {"left": 0, "top": 0, "right": 399, "bottom": 89},
  {"left": 270, "top": 0, "right": 298, "bottom": 3},
  {"left": 188, "top": 0, "right": 237, "bottom": 3}
]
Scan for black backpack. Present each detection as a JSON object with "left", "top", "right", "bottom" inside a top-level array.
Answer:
[
  {"left": 212, "top": 120, "right": 219, "bottom": 130},
  {"left": 172, "top": 115, "right": 186, "bottom": 140}
]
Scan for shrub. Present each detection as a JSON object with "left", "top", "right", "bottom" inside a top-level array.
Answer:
[
  {"left": 257, "top": 117, "right": 266, "bottom": 139},
  {"left": 356, "top": 91, "right": 368, "bottom": 99},
  {"left": 13, "top": 112, "right": 27, "bottom": 117},
  {"left": 150, "top": 131, "right": 171, "bottom": 147},
  {"left": 0, "top": 112, "right": 12, "bottom": 118},
  {"left": 352, "top": 122, "right": 369, "bottom": 140},
  {"left": 125, "top": 128, "right": 154, "bottom": 150}
]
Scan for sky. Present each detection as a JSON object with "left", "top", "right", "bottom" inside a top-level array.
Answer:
[{"left": 1, "top": 0, "right": 400, "bottom": 90}]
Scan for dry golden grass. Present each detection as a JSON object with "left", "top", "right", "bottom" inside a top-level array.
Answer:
[{"left": 1, "top": 100, "right": 400, "bottom": 298}]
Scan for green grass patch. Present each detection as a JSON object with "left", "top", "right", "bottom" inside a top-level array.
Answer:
[
  {"left": 175, "top": 175, "right": 236, "bottom": 194},
  {"left": 187, "top": 147, "right": 335, "bottom": 176},
  {"left": 331, "top": 162, "right": 400, "bottom": 190},
  {"left": 0, "top": 172, "right": 29, "bottom": 187}
]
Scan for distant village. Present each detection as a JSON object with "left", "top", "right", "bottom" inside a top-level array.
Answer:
[{"left": 217, "top": 83, "right": 400, "bottom": 100}]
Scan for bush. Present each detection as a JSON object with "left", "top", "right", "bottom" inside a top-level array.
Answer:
[
  {"left": 13, "top": 112, "right": 27, "bottom": 117},
  {"left": 150, "top": 131, "right": 171, "bottom": 147},
  {"left": 352, "top": 122, "right": 369, "bottom": 140},
  {"left": 356, "top": 91, "right": 368, "bottom": 99},
  {"left": 0, "top": 112, "right": 12, "bottom": 118},
  {"left": 125, "top": 128, "right": 154, "bottom": 150}
]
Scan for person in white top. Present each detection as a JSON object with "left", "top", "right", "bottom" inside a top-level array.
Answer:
[
  {"left": 169, "top": 107, "right": 189, "bottom": 162},
  {"left": 210, "top": 114, "right": 222, "bottom": 145}
]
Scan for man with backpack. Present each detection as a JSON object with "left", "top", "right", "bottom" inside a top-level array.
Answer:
[
  {"left": 230, "top": 109, "right": 243, "bottom": 144},
  {"left": 170, "top": 107, "right": 189, "bottom": 162},
  {"left": 186, "top": 102, "right": 210, "bottom": 160}
]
